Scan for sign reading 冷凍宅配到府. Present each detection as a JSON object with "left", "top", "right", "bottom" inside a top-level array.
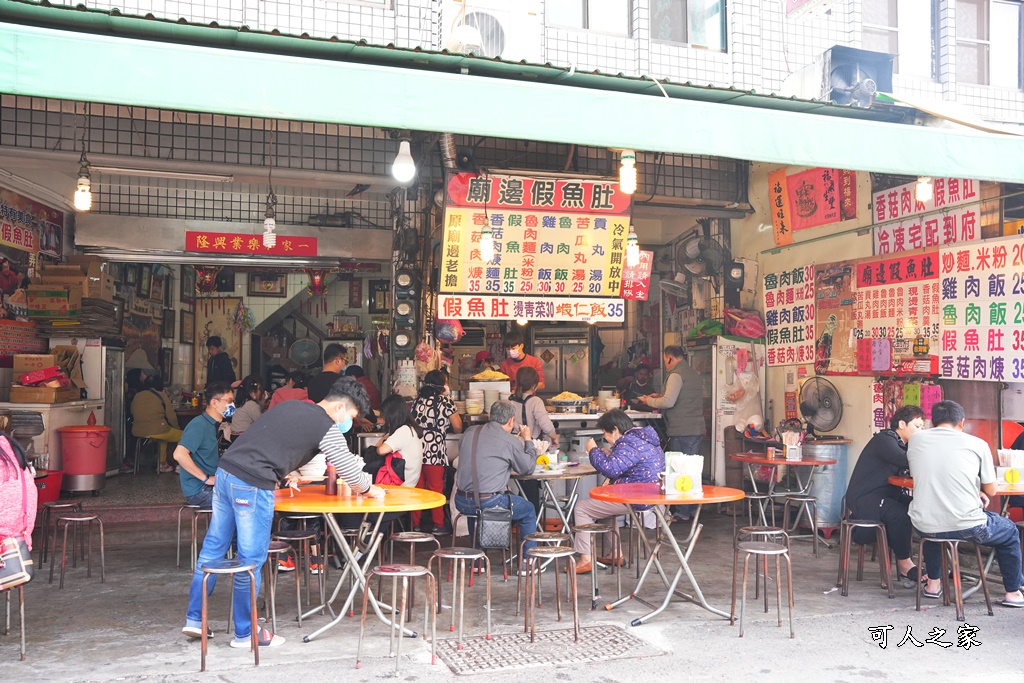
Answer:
[
  {"left": 938, "top": 234, "right": 1024, "bottom": 382},
  {"left": 438, "top": 294, "right": 624, "bottom": 323},
  {"left": 872, "top": 178, "right": 979, "bottom": 255},
  {"left": 185, "top": 231, "right": 318, "bottom": 257},
  {"left": 440, "top": 173, "right": 631, "bottom": 300},
  {"left": 762, "top": 265, "right": 815, "bottom": 366}
]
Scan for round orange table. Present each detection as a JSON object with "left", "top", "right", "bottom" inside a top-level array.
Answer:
[
  {"left": 590, "top": 483, "right": 744, "bottom": 623},
  {"left": 275, "top": 485, "right": 446, "bottom": 642}
]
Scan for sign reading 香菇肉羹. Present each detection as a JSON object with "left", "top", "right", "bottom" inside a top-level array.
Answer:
[
  {"left": 438, "top": 294, "right": 624, "bottom": 323},
  {"left": 185, "top": 231, "right": 318, "bottom": 257},
  {"left": 872, "top": 178, "right": 979, "bottom": 255},
  {"left": 938, "top": 234, "right": 1024, "bottom": 382},
  {"left": 440, "top": 173, "right": 631, "bottom": 300}
]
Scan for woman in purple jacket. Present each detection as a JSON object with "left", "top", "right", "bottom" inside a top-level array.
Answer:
[{"left": 572, "top": 410, "right": 665, "bottom": 573}]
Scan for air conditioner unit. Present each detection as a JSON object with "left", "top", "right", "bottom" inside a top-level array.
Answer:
[
  {"left": 780, "top": 46, "right": 894, "bottom": 109},
  {"left": 440, "top": 0, "right": 543, "bottom": 63}
]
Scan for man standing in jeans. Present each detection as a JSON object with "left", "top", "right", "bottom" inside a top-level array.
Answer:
[
  {"left": 637, "top": 345, "right": 705, "bottom": 521},
  {"left": 454, "top": 401, "right": 539, "bottom": 565},
  {"left": 181, "top": 377, "right": 384, "bottom": 647},
  {"left": 908, "top": 400, "right": 1024, "bottom": 607}
]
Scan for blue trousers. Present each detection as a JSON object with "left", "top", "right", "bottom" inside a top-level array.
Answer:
[{"left": 916, "top": 511, "right": 1023, "bottom": 593}]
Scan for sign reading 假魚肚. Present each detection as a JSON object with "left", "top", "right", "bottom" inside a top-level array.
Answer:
[{"left": 439, "top": 173, "right": 631, "bottom": 321}]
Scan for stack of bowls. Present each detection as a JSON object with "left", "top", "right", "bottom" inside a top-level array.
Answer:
[
  {"left": 466, "top": 390, "right": 485, "bottom": 415},
  {"left": 453, "top": 400, "right": 467, "bottom": 414},
  {"left": 499, "top": 391, "right": 511, "bottom": 402}
]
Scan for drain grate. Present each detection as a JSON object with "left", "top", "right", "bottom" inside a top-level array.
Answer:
[{"left": 435, "top": 624, "right": 665, "bottom": 675}]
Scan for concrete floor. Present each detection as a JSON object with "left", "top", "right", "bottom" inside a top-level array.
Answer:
[{"left": 3, "top": 508, "right": 1021, "bottom": 683}]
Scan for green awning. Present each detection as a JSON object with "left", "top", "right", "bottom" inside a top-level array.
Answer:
[{"left": 2, "top": 20, "right": 1024, "bottom": 183}]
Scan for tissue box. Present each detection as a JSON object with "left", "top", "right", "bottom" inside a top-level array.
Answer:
[
  {"left": 664, "top": 452, "right": 703, "bottom": 495},
  {"left": 784, "top": 445, "right": 802, "bottom": 461}
]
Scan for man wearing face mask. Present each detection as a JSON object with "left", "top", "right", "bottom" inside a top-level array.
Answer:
[
  {"left": 173, "top": 383, "right": 233, "bottom": 509},
  {"left": 181, "top": 376, "right": 382, "bottom": 648},
  {"left": 500, "top": 330, "right": 545, "bottom": 392}
]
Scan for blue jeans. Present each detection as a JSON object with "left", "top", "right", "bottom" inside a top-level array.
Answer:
[
  {"left": 668, "top": 435, "right": 703, "bottom": 517},
  {"left": 916, "top": 511, "right": 1024, "bottom": 593},
  {"left": 185, "top": 469, "right": 275, "bottom": 639},
  {"left": 186, "top": 484, "right": 214, "bottom": 510},
  {"left": 454, "top": 492, "right": 537, "bottom": 556}
]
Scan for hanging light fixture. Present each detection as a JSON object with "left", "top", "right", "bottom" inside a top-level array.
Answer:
[
  {"left": 480, "top": 226, "right": 495, "bottom": 262},
  {"left": 915, "top": 177, "right": 933, "bottom": 204},
  {"left": 619, "top": 149, "right": 637, "bottom": 195},
  {"left": 73, "top": 145, "right": 92, "bottom": 212},
  {"left": 262, "top": 190, "right": 277, "bottom": 249},
  {"left": 626, "top": 226, "right": 641, "bottom": 268},
  {"left": 516, "top": 318, "right": 528, "bottom": 327},
  {"left": 392, "top": 140, "right": 416, "bottom": 183}
]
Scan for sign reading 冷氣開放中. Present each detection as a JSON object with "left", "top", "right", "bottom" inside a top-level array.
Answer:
[{"left": 440, "top": 173, "right": 631, "bottom": 300}]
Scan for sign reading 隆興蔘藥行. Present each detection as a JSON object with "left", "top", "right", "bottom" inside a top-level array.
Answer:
[
  {"left": 872, "top": 178, "right": 979, "bottom": 255},
  {"left": 441, "top": 173, "right": 631, "bottom": 302},
  {"left": 939, "top": 234, "right": 1024, "bottom": 382},
  {"left": 762, "top": 265, "right": 815, "bottom": 366},
  {"left": 438, "top": 294, "right": 624, "bottom": 323}
]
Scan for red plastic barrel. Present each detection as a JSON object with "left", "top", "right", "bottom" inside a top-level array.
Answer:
[{"left": 58, "top": 426, "right": 110, "bottom": 478}]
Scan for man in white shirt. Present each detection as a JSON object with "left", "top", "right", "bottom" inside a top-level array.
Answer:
[{"left": 907, "top": 400, "right": 1024, "bottom": 607}]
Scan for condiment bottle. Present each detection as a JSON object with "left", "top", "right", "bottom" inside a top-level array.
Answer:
[{"left": 324, "top": 463, "right": 338, "bottom": 495}]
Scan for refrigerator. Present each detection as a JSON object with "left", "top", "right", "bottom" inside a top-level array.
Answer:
[
  {"left": 530, "top": 326, "right": 591, "bottom": 397},
  {"left": 687, "top": 337, "right": 766, "bottom": 486}
]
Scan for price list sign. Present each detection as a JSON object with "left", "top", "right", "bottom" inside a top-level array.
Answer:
[
  {"left": 872, "top": 178, "right": 980, "bottom": 255},
  {"left": 938, "top": 235, "right": 1024, "bottom": 381},
  {"left": 763, "top": 265, "right": 815, "bottom": 366}
]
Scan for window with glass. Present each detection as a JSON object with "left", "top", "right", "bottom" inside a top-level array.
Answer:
[
  {"left": 957, "top": 0, "right": 1023, "bottom": 87},
  {"left": 546, "top": 0, "right": 632, "bottom": 35},
  {"left": 650, "top": 0, "right": 727, "bottom": 51},
  {"left": 862, "top": 0, "right": 936, "bottom": 79}
]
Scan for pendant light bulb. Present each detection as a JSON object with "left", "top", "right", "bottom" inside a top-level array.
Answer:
[
  {"left": 626, "top": 227, "right": 641, "bottom": 268},
  {"left": 73, "top": 149, "right": 92, "bottom": 212},
  {"left": 915, "top": 176, "right": 933, "bottom": 204},
  {"left": 480, "top": 227, "right": 495, "bottom": 262},
  {"left": 516, "top": 318, "right": 528, "bottom": 327},
  {"left": 619, "top": 149, "right": 637, "bottom": 195},
  {"left": 262, "top": 191, "right": 277, "bottom": 248},
  {"left": 392, "top": 140, "right": 416, "bottom": 183}
]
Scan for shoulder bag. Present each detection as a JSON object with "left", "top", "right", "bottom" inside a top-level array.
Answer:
[
  {"left": 0, "top": 443, "right": 34, "bottom": 590},
  {"left": 469, "top": 427, "right": 513, "bottom": 550}
]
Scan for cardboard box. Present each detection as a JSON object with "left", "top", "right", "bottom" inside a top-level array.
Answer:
[
  {"left": 39, "top": 273, "right": 115, "bottom": 301},
  {"left": 9, "top": 385, "right": 81, "bottom": 404},
  {"left": 13, "top": 353, "right": 59, "bottom": 374},
  {"left": 19, "top": 366, "right": 63, "bottom": 386},
  {"left": 26, "top": 285, "right": 82, "bottom": 318}
]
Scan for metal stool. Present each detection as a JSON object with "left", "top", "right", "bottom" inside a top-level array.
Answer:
[
  {"left": 199, "top": 558, "right": 259, "bottom": 672},
  {"left": 451, "top": 510, "right": 513, "bottom": 581},
  {"left": 836, "top": 515, "right": 894, "bottom": 598},
  {"left": 782, "top": 494, "right": 819, "bottom": 557},
  {"left": 731, "top": 526, "right": 789, "bottom": 623},
  {"left": 37, "top": 500, "right": 83, "bottom": 566},
  {"left": 915, "top": 537, "right": 993, "bottom": 622},
  {"left": 573, "top": 523, "right": 622, "bottom": 609},
  {"left": 133, "top": 436, "right": 157, "bottom": 475},
  {"left": 263, "top": 540, "right": 300, "bottom": 633},
  {"left": 427, "top": 547, "right": 491, "bottom": 648},
  {"left": 272, "top": 528, "right": 323, "bottom": 609},
  {"left": 523, "top": 545, "right": 579, "bottom": 643},
  {"left": 176, "top": 505, "right": 212, "bottom": 570},
  {"left": 49, "top": 514, "right": 105, "bottom": 589},
  {"left": 356, "top": 564, "right": 437, "bottom": 674},
  {"left": 746, "top": 492, "right": 775, "bottom": 527},
  {"left": 388, "top": 531, "right": 440, "bottom": 616},
  {"left": 734, "top": 541, "right": 794, "bottom": 638},
  {"left": 3, "top": 584, "right": 26, "bottom": 661},
  {"left": 515, "top": 531, "right": 571, "bottom": 617}
]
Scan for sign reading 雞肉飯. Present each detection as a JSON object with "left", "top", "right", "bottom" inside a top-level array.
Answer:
[{"left": 440, "top": 173, "right": 631, "bottom": 299}]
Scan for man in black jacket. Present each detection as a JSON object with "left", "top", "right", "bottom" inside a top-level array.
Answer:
[{"left": 205, "top": 336, "right": 236, "bottom": 387}]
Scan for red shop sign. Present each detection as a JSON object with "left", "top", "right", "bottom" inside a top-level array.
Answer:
[{"left": 185, "top": 231, "right": 318, "bottom": 257}]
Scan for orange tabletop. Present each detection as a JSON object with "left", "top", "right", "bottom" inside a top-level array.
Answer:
[
  {"left": 274, "top": 485, "right": 446, "bottom": 514},
  {"left": 730, "top": 451, "right": 837, "bottom": 466},
  {"left": 590, "top": 482, "right": 745, "bottom": 506},
  {"left": 512, "top": 463, "right": 598, "bottom": 481},
  {"left": 888, "top": 475, "right": 1023, "bottom": 495}
]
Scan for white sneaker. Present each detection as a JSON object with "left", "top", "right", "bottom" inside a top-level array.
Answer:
[
  {"left": 230, "top": 626, "right": 285, "bottom": 648},
  {"left": 181, "top": 625, "right": 213, "bottom": 639}
]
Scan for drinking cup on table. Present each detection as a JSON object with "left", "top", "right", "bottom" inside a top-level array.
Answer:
[
  {"left": 766, "top": 446, "right": 776, "bottom": 457},
  {"left": 339, "top": 481, "right": 352, "bottom": 497}
]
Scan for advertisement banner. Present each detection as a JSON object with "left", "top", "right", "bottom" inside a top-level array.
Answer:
[
  {"left": 768, "top": 168, "right": 793, "bottom": 247},
  {"left": 786, "top": 168, "right": 857, "bottom": 231},
  {"left": 938, "top": 234, "right": 1024, "bottom": 382},
  {"left": 620, "top": 249, "right": 654, "bottom": 301},
  {"left": 762, "top": 265, "right": 815, "bottom": 366},
  {"left": 185, "top": 231, "right": 318, "bottom": 257},
  {"left": 1, "top": 186, "right": 63, "bottom": 258},
  {"left": 872, "top": 178, "right": 979, "bottom": 255},
  {"left": 438, "top": 294, "right": 624, "bottom": 323}
]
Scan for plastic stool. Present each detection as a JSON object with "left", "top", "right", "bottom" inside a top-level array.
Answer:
[
  {"left": 199, "top": 558, "right": 259, "bottom": 672},
  {"left": 783, "top": 494, "right": 819, "bottom": 557},
  {"left": 49, "top": 514, "right": 105, "bottom": 589},
  {"left": 3, "top": 583, "right": 25, "bottom": 661},
  {"left": 264, "top": 540, "right": 299, "bottom": 633},
  {"left": 523, "top": 545, "right": 579, "bottom": 643},
  {"left": 915, "top": 538, "right": 993, "bottom": 622},
  {"left": 734, "top": 541, "right": 794, "bottom": 638},
  {"left": 37, "top": 500, "right": 83, "bottom": 566},
  {"left": 428, "top": 547, "right": 491, "bottom": 648},
  {"left": 730, "top": 526, "right": 789, "bottom": 623},
  {"left": 573, "top": 523, "right": 622, "bottom": 609},
  {"left": 746, "top": 492, "right": 775, "bottom": 527},
  {"left": 515, "top": 531, "right": 570, "bottom": 617},
  {"left": 356, "top": 564, "right": 437, "bottom": 674}
]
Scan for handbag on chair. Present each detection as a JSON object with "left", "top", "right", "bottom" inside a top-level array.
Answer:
[{"left": 468, "top": 426, "right": 513, "bottom": 550}]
